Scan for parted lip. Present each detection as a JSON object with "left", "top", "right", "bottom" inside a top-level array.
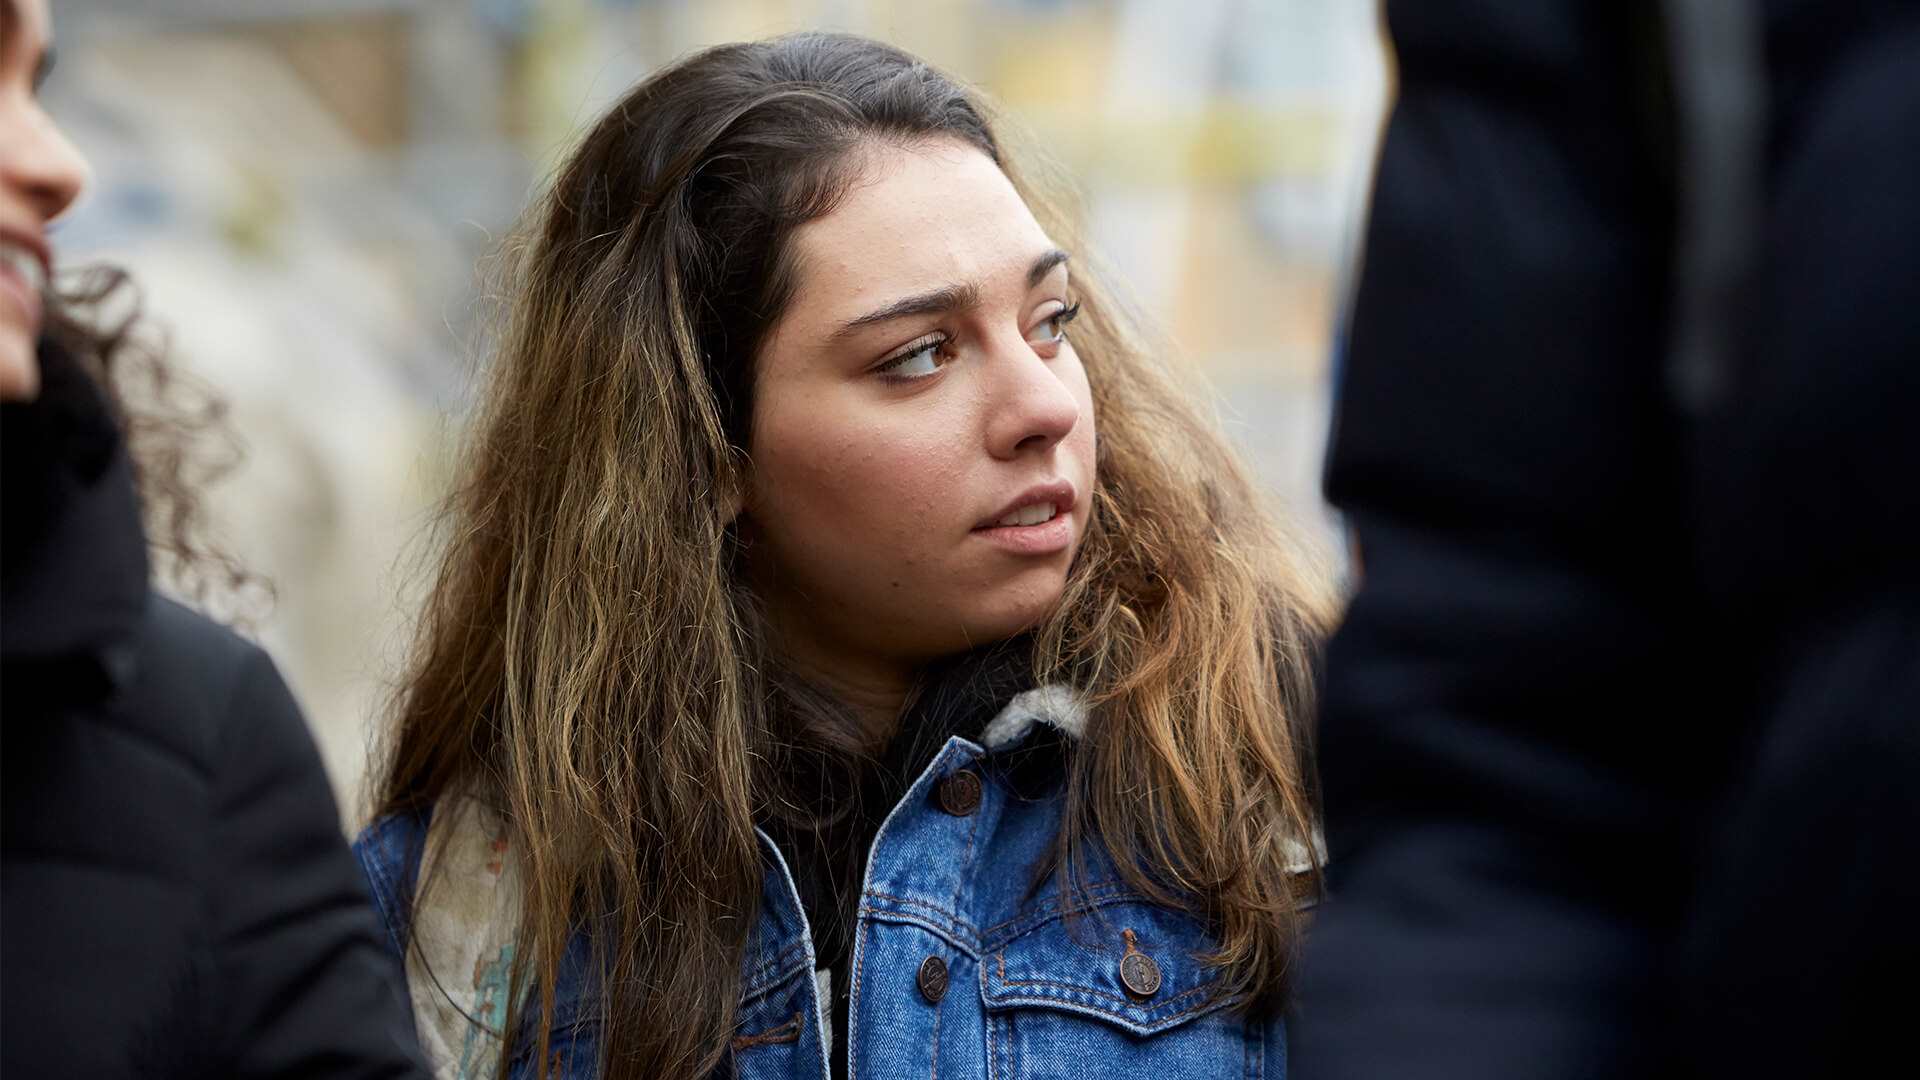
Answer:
[
  {"left": 975, "top": 480, "right": 1077, "bottom": 529},
  {"left": 0, "top": 223, "right": 53, "bottom": 285}
]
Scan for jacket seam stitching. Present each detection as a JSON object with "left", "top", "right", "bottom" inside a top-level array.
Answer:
[
  {"left": 740, "top": 939, "right": 812, "bottom": 1001},
  {"left": 989, "top": 984, "right": 1229, "bottom": 1030},
  {"left": 992, "top": 975, "right": 1212, "bottom": 1013},
  {"left": 987, "top": 945, "right": 1225, "bottom": 1018},
  {"left": 855, "top": 906, "right": 980, "bottom": 957},
  {"left": 863, "top": 891, "right": 983, "bottom": 939},
  {"left": 731, "top": 1010, "right": 805, "bottom": 1051},
  {"left": 980, "top": 881, "right": 1135, "bottom": 941}
]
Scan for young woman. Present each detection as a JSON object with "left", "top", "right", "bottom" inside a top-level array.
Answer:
[
  {"left": 356, "top": 31, "right": 1332, "bottom": 1080},
  {"left": 0, "top": 1, "right": 426, "bottom": 1075}
]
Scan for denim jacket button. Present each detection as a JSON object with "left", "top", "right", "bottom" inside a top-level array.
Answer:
[
  {"left": 1120, "top": 949, "right": 1162, "bottom": 999},
  {"left": 935, "top": 769, "right": 983, "bottom": 816},
  {"left": 917, "top": 955, "right": 950, "bottom": 1003}
]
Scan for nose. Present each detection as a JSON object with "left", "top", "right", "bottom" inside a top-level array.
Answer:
[
  {"left": 982, "top": 331, "right": 1082, "bottom": 461},
  {"left": 1, "top": 98, "right": 90, "bottom": 225}
]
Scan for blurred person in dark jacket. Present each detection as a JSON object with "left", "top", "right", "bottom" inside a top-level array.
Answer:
[
  {"left": 0, "top": 1, "right": 428, "bottom": 1075},
  {"left": 1294, "top": 1, "right": 1919, "bottom": 1077}
]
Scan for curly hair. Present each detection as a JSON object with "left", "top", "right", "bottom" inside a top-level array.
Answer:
[{"left": 42, "top": 263, "right": 267, "bottom": 623}]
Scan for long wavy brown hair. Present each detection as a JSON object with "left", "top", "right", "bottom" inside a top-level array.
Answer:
[{"left": 371, "top": 31, "right": 1334, "bottom": 1079}]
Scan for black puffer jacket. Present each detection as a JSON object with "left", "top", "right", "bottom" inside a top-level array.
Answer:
[
  {"left": 1295, "top": 2, "right": 1920, "bottom": 1078},
  {"left": 1, "top": 343, "right": 426, "bottom": 1078}
]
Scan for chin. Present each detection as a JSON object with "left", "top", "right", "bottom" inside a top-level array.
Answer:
[
  {"left": 0, "top": 333, "right": 39, "bottom": 402},
  {"left": 954, "top": 577, "right": 1069, "bottom": 646}
]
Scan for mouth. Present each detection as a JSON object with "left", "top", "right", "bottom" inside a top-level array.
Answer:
[
  {"left": 989, "top": 501, "right": 1061, "bottom": 528},
  {"left": 971, "top": 481, "right": 1078, "bottom": 557},
  {"left": 0, "top": 230, "right": 52, "bottom": 331},
  {"left": 974, "top": 481, "right": 1077, "bottom": 532}
]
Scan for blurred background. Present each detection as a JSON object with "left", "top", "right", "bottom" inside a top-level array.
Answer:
[{"left": 44, "top": 0, "right": 1387, "bottom": 823}]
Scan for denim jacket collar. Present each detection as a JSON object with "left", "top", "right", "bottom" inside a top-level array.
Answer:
[{"left": 742, "top": 684, "right": 1088, "bottom": 992}]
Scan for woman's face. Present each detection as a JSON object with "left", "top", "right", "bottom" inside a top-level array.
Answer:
[
  {"left": 0, "top": 0, "right": 87, "bottom": 401},
  {"left": 745, "top": 137, "right": 1097, "bottom": 682}
]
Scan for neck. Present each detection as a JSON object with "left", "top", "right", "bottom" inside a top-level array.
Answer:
[
  {"left": 748, "top": 559, "right": 924, "bottom": 746},
  {"left": 777, "top": 639, "right": 915, "bottom": 749}
]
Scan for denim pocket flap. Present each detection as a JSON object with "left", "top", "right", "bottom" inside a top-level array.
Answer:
[{"left": 980, "top": 901, "right": 1235, "bottom": 1037}]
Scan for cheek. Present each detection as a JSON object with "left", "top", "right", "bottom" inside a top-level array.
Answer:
[
  {"left": 1061, "top": 354, "right": 1099, "bottom": 481},
  {"left": 751, "top": 396, "right": 970, "bottom": 579}
]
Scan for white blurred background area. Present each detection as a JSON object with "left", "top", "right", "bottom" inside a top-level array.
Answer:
[{"left": 44, "top": 0, "right": 1387, "bottom": 824}]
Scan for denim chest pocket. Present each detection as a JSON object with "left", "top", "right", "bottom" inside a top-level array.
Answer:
[
  {"left": 980, "top": 895, "right": 1275, "bottom": 1078},
  {"left": 499, "top": 934, "right": 607, "bottom": 1080},
  {"left": 503, "top": 1001, "right": 602, "bottom": 1080}
]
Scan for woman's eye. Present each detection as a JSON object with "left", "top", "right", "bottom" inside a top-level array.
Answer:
[
  {"left": 1028, "top": 302, "right": 1082, "bottom": 348},
  {"left": 875, "top": 336, "right": 948, "bottom": 380}
]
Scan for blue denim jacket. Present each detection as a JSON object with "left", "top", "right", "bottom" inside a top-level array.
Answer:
[{"left": 354, "top": 689, "right": 1291, "bottom": 1079}]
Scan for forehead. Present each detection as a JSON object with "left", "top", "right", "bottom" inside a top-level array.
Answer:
[{"left": 782, "top": 139, "right": 1055, "bottom": 328}]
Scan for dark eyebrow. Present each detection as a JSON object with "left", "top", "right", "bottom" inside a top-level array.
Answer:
[
  {"left": 1027, "top": 248, "right": 1071, "bottom": 288},
  {"left": 831, "top": 281, "right": 982, "bottom": 341},
  {"left": 831, "top": 248, "right": 1073, "bottom": 341}
]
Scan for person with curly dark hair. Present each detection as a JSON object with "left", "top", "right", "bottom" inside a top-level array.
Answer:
[{"left": 0, "top": 1, "right": 428, "bottom": 1075}]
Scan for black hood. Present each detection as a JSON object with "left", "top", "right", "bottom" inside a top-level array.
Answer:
[{"left": 1, "top": 336, "right": 149, "bottom": 695}]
